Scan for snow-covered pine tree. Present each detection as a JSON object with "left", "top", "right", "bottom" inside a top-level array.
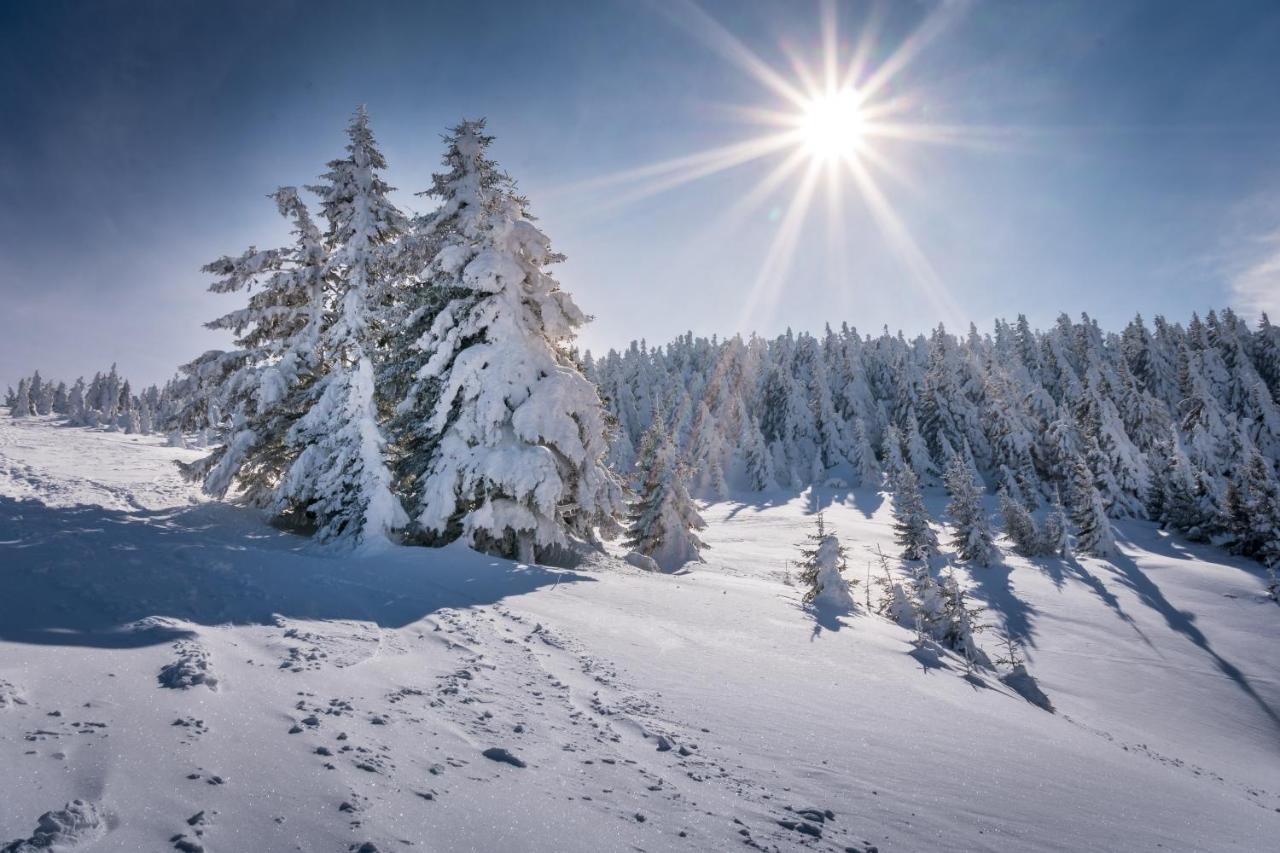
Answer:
[
  {"left": 29, "top": 372, "right": 47, "bottom": 415},
  {"left": 404, "top": 120, "right": 625, "bottom": 561},
  {"left": 67, "top": 377, "right": 85, "bottom": 423},
  {"left": 587, "top": 308, "right": 1280, "bottom": 574},
  {"left": 796, "top": 512, "right": 855, "bottom": 610},
  {"left": 1224, "top": 439, "right": 1280, "bottom": 562},
  {"left": 938, "top": 568, "right": 987, "bottom": 669},
  {"left": 623, "top": 419, "right": 707, "bottom": 571},
  {"left": 999, "top": 486, "right": 1040, "bottom": 556},
  {"left": 903, "top": 408, "right": 939, "bottom": 484},
  {"left": 1041, "top": 487, "right": 1070, "bottom": 557},
  {"left": 188, "top": 186, "right": 329, "bottom": 505},
  {"left": 881, "top": 424, "right": 906, "bottom": 477},
  {"left": 741, "top": 419, "right": 776, "bottom": 491},
  {"left": 1068, "top": 453, "right": 1116, "bottom": 557},
  {"left": 11, "top": 378, "right": 31, "bottom": 418},
  {"left": 850, "top": 416, "right": 882, "bottom": 487},
  {"left": 275, "top": 107, "right": 408, "bottom": 545},
  {"left": 945, "top": 452, "right": 996, "bottom": 565},
  {"left": 892, "top": 466, "right": 939, "bottom": 561}
]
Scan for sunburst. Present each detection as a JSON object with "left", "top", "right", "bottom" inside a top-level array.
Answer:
[{"left": 559, "top": 0, "right": 981, "bottom": 330}]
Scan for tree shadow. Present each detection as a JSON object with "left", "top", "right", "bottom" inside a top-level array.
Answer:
[
  {"left": 807, "top": 601, "right": 852, "bottom": 638},
  {"left": 1061, "top": 556, "right": 1156, "bottom": 650},
  {"left": 846, "top": 487, "right": 886, "bottom": 520},
  {"left": 1102, "top": 549, "right": 1280, "bottom": 732},
  {"left": 962, "top": 559, "right": 1040, "bottom": 649},
  {"left": 1027, "top": 554, "right": 1067, "bottom": 590},
  {"left": 0, "top": 497, "right": 591, "bottom": 649},
  {"left": 721, "top": 496, "right": 784, "bottom": 522}
]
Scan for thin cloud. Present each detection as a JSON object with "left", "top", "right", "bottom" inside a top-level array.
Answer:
[{"left": 1229, "top": 225, "right": 1280, "bottom": 318}]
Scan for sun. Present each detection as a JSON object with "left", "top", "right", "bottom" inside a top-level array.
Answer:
[
  {"left": 798, "top": 89, "right": 866, "bottom": 162},
  {"left": 560, "top": 0, "right": 977, "bottom": 330}
]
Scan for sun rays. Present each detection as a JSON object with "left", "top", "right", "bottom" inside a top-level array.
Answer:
[{"left": 556, "top": 0, "right": 982, "bottom": 331}]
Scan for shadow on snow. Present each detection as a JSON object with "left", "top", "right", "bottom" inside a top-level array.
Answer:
[{"left": 0, "top": 496, "right": 592, "bottom": 649}]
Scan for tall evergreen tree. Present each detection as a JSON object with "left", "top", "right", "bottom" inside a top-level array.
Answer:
[
  {"left": 406, "top": 120, "right": 624, "bottom": 561},
  {"left": 945, "top": 453, "right": 996, "bottom": 565},
  {"left": 623, "top": 420, "right": 707, "bottom": 571},
  {"left": 275, "top": 107, "right": 409, "bottom": 545},
  {"left": 892, "top": 467, "right": 939, "bottom": 561},
  {"left": 11, "top": 378, "right": 31, "bottom": 418},
  {"left": 1068, "top": 453, "right": 1116, "bottom": 557},
  {"left": 1041, "top": 487, "right": 1070, "bottom": 557},
  {"left": 999, "top": 487, "right": 1040, "bottom": 557}
]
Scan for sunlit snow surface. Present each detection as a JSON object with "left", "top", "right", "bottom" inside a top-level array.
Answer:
[{"left": 1, "top": 412, "right": 1277, "bottom": 852}]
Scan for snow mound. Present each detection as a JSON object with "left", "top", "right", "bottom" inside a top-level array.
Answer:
[
  {"left": 158, "top": 641, "right": 218, "bottom": 691},
  {"left": 1, "top": 800, "right": 107, "bottom": 852},
  {"left": 0, "top": 678, "right": 26, "bottom": 709},
  {"left": 624, "top": 551, "right": 660, "bottom": 572}
]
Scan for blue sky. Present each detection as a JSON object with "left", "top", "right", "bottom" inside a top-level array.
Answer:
[{"left": 3, "top": 0, "right": 1280, "bottom": 387}]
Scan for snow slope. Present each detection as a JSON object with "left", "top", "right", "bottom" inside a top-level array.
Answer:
[{"left": 1, "top": 412, "right": 1277, "bottom": 852}]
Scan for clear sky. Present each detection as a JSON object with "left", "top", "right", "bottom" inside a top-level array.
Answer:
[{"left": 3, "top": 0, "right": 1280, "bottom": 388}]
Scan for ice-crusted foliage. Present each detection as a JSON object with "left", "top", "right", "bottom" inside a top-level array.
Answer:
[
  {"left": 945, "top": 453, "right": 996, "bottom": 565},
  {"left": 1223, "top": 434, "right": 1280, "bottom": 564},
  {"left": 1041, "top": 488, "right": 1070, "bottom": 557},
  {"left": 938, "top": 569, "right": 989, "bottom": 669},
  {"left": 407, "top": 121, "right": 624, "bottom": 560},
  {"left": 10, "top": 378, "right": 31, "bottom": 417},
  {"left": 903, "top": 408, "right": 939, "bottom": 485},
  {"left": 589, "top": 309, "right": 1280, "bottom": 574},
  {"left": 276, "top": 107, "right": 408, "bottom": 545},
  {"left": 1069, "top": 453, "right": 1117, "bottom": 557},
  {"left": 797, "top": 513, "right": 855, "bottom": 610},
  {"left": 849, "top": 416, "right": 882, "bottom": 487},
  {"left": 279, "top": 356, "right": 406, "bottom": 543},
  {"left": 623, "top": 420, "right": 707, "bottom": 571},
  {"left": 892, "top": 467, "right": 939, "bottom": 561},
  {"left": 187, "top": 187, "right": 328, "bottom": 504},
  {"left": 8, "top": 367, "right": 163, "bottom": 436},
  {"left": 999, "top": 487, "right": 1041, "bottom": 557},
  {"left": 741, "top": 419, "right": 776, "bottom": 491}
]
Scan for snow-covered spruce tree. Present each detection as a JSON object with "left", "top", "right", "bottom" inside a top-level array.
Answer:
[
  {"left": 1068, "top": 453, "right": 1117, "bottom": 557},
  {"left": 938, "top": 568, "right": 988, "bottom": 669},
  {"left": 29, "top": 372, "right": 47, "bottom": 415},
  {"left": 872, "top": 543, "right": 912, "bottom": 623},
  {"left": 404, "top": 120, "right": 625, "bottom": 561},
  {"left": 589, "top": 309, "right": 1280, "bottom": 574},
  {"left": 11, "top": 378, "right": 31, "bottom": 417},
  {"left": 1225, "top": 441, "right": 1280, "bottom": 562},
  {"left": 903, "top": 408, "right": 939, "bottom": 484},
  {"left": 67, "top": 377, "right": 86, "bottom": 423},
  {"left": 999, "top": 486, "right": 1040, "bottom": 557},
  {"left": 741, "top": 418, "right": 776, "bottom": 491},
  {"left": 623, "top": 419, "right": 707, "bottom": 571},
  {"left": 797, "top": 512, "right": 855, "bottom": 610},
  {"left": 275, "top": 107, "right": 408, "bottom": 545},
  {"left": 1040, "top": 487, "right": 1070, "bottom": 557},
  {"left": 881, "top": 424, "right": 906, "bottom": 477},
  {"left": 850, "top": 416, "right": 882, "bottom": 487},
  {"left": 944, "top": 452, "right": 996, "bottom": 565},
  {"left": 186, "top": 186, "right": 329, "bottom": 506},
  {"left": 892, "top": 467, "right": 939, "bottom": 561}
]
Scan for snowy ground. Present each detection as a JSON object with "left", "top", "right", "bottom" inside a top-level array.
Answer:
[{"left": 1, "top": 412, "right": 1278, "bottom": 853}]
